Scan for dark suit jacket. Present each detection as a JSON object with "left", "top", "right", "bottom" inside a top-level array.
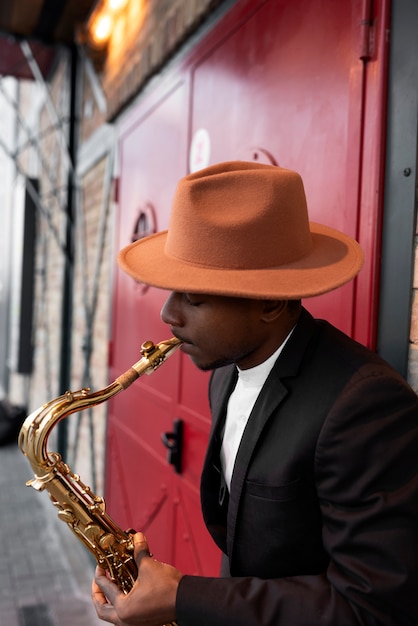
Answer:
[{"left": 176, "top": 308, "right": 418, "bottom": 625}]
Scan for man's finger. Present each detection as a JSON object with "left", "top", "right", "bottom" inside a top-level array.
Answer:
[
  {"left": 92, "top": 571, "right": 120, "bottom": 624},
  {"left": 133, "top": 531, "right": 153, "bottom": 565},
  {"left": 135, "top": 548, "right": 153, "bottom": 566},
  {"left": 94, "top": 565, "right": 123, "bottom": 607}
]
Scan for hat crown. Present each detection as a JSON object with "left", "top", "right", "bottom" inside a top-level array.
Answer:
[
  {"left": 165, "top": 162, "right": 313, "bottom": 270},
  {"left": 118, "top": 160, "right": 364, "bottom": 299}
]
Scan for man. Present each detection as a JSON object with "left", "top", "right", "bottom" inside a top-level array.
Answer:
[{"left": 92, "top": 161, "right": 418, "bottom": 625}]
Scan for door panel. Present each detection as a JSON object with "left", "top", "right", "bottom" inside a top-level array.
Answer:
[{"left": 190, "top": 0, "right": 365, "bottom": 336}]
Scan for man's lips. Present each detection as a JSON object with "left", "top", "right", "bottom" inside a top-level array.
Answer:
[
  {"left": 180, "top": 342, "right": 193, "bottom": 355},
  {"left": 180, "top": 339, "right": 194, "bottom": 351},
  {"left": 171, "top": 331, "right": 193, "bottom": 349},
  {"left": 171, "top": 330, "right": 190, "bottom": 344}
]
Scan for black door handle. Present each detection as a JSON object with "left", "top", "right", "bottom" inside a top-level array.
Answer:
[{"left": 161, "top": 418, "right": 183, "bottom": 474}]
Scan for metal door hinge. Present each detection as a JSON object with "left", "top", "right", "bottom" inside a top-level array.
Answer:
[{"left": 359, "top": 0, "right": 375, "bottom": 61}]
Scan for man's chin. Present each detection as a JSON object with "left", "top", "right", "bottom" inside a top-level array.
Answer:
[
  {"left": 180, "top": 343, "right": 234, "bottom": 371},
  {"left": 188, "top": 357, "right": 212, "bottom": 371},
  {"left": 190, "top": 355, "right": 233, "bottom": 372}
]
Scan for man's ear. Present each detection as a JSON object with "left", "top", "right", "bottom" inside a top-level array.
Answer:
[{"left": 260, "top": 300, "right": 287, "bottom": 322}]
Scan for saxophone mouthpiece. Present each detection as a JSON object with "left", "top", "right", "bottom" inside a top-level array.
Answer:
[
  {"left": 140, "top": 337, "right": 183, "bottom": 374},
  {"left": 116, "top": 337, "right": 182, "bottom": 389},
  {"left": 141, "top": 337, "right": 182, "bottom": 359}
]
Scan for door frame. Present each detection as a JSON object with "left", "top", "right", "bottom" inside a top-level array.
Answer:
[{"left": 377, "top": 0, "right": 418, "bottom": 376}]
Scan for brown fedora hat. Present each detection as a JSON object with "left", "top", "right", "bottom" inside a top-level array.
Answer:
[{"left": 118, "top": 161, "right": 363, "bottom": 299}]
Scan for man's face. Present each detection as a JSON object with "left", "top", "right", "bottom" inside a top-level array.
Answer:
[{"left": 160, "top": 292, "right": 275, "bottom": 371}]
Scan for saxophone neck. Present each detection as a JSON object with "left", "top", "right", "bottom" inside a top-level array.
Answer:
[{"left": 18, "top": 337, "right": 182, "bottom": 474}]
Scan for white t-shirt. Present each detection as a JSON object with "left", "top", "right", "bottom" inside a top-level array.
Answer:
[{"left": 220, "top": 332, "right": 293, "bottom": 491}]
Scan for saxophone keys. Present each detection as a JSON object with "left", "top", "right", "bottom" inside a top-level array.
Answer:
[
  {"left": 26, "top": 477, "right": 46, "bottom": 492},
  {"left": 57, "top": 508, "right": 76, "bottom": 524},
  {"left": 99, "top": 533, "right": 116, "bottom": 549},
  {"left": 84, "top": 523, "right": 101, "bottom": 542},
  {"left": 141, "top": 340, "right": 156, "bottom": 357}
]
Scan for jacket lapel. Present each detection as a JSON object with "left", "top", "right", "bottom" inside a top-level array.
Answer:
[
  {"left": 200, "top": 365, "right": 237, "bottom": 553},
  {"left": 226, "top": 369, "right": 289, "bottom": 558},
  {"left": 226, "top": 308, "right": 318, "bottom": 559}
]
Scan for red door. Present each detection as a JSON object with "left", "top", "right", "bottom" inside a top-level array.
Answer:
[{"left": 106, "top": 0, "right": 389, "bottom": 574}]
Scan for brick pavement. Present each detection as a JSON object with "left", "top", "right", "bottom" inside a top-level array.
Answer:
[{"left": 0, "top": 441, "right": 102, "bottom": 626}]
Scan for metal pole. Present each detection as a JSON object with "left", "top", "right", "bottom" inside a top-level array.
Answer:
[{"left": 57, "top": 45, "right": 81, "bottom": 458}]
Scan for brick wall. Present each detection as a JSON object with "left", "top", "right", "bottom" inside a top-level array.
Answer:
[
  {"left": 67, "top": 154, "right": 114, "bottom": 494},
  {"left": 81, "top": 0, "right": 227, "bottom": 141}
]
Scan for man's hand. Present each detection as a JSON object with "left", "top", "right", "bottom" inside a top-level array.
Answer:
[{"left": 92, "top": 532, "right": 183, "bottom": 625}]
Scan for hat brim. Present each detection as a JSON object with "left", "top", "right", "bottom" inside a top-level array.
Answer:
[{"left": 118, "top": 222, "right": 363, "bottom": 299}]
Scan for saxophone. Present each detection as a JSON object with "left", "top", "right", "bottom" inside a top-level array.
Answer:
[{"left": 19, "top": 338, "right": 181, "bottom": 625}]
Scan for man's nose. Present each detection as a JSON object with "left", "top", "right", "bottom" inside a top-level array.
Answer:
[{"left": 161, "top": 292, "right": 183, "bottom": 326}]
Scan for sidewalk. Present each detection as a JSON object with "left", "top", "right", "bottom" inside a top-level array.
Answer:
[{"left": 0, "top": 441, "right": 102, "bottom": 626}]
